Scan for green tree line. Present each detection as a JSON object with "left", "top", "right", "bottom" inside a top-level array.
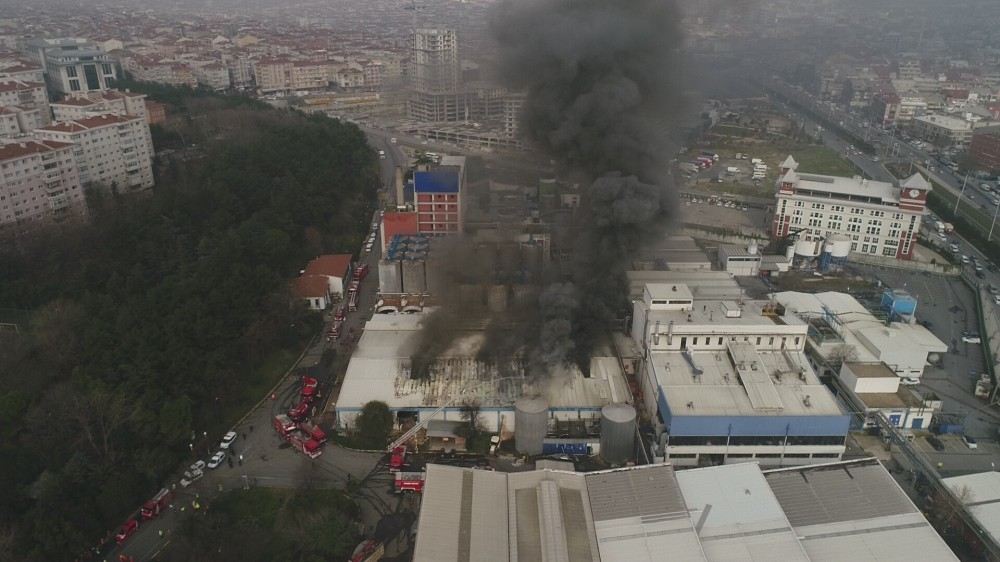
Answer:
[{"left": 0, "top": 85, "right": 377, "bottom": 560}]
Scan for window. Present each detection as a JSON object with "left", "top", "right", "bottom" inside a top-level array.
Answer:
[
  {"left": 883, "top": 246, "right": 897, "bottom": 257},
  {"left": 102, "top": 63, "right": 113, "bottom": 75},
  {"left": 66, "top": 66, "right": 78, "bottom": 78},
  {"left": 69, "top": 79, "right": 80, "bottom": 91}
]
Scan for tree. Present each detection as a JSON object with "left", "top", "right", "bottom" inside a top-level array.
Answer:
[
  {"left": 459, "top": 399, "right": 483, "bottom": 439},
  {"left": 354, "top": 401, "right": 393, "bottom": 449}
]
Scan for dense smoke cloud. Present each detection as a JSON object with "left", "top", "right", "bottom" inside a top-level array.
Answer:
[
  {"left": 408, "top": 0, "right": 683, "bottom": 380},
  {"left": 493, "top": 0, "right": 684, "bottom": 372}
]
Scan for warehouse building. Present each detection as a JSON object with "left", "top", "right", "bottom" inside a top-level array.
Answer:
[
  {"left": 631, "top": 283, "right": 850, "bottom": 466},
  {"left": 838, "top": 362, "right": 941, "bottom": 429},
  {"left": 413, "top": 458, "right": 956, "bottom": 561},
  {"left": 334, "top": 312, "right": 630, "bottom": 434}
]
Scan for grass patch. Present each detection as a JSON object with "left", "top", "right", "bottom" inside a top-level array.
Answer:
[{"left": 791, "top": 146, "right": 858, "bottom": 177}]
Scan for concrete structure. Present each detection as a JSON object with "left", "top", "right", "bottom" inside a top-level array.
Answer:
[
  {"left": 414, "top": 157, "right": 464, "bottom": 234},
  {"left": 51, "top": 90, "right": 148, "bottom": 122},
  {"left": 302, "top": 254, "right": 353, "bottom": 298},
  {"left": 912, "top": 113, "right": 974, "bottom": 147},
  {"left": 25, "top": 38, "right": 117, "bottom": 94},
  {"left": 625, "top": 270, "right": 744, "bottom": 301},
  {"left": 514, "top": 397, "right": 548, "bottom": 455},
  {"left": 718, "top": 242, "right": 762, "bottom": 276},
  {"left": 775, "top": 291, "right": 948, "bottom": 380},
  {"left": 35, "top": 113, "right": 154, "bottom": 192},
  {"left": 335, "top": 313, "right": 630, "bottom": 433},
  {"left": 194, "top": 63, "right": 231, "bottom": 91},
  {"left": 631, "top": 283, "right": 850, "bottom": 467},
  {"left": 970, "top": 125, "right": 1000, "bottom": 173},
  {"left": 633, "top": 235, "right": 712, "bottom": 271},
  {"left": 408, "top": 28, "right": 463, "bottom": 122},
  {"left": 0, "top": 139, "right": 86, "bottom": 229},
  {"left": 290, "top": 274, "right": 331, "bottom": 310},
  {"left": 413, "top": 459, "right": 956, "bottom": 562},
  {"left": 838, "top": 362, "right": 940, "bottom": 429},
  {"left": 0, "top": 79, "right": 50, "bottom": 126},
  {"left": 0, "top": 60, "right": 45, "bottom": 83},
  {"left": 771, "top": 155, "right": 929, "bottom": 260}
]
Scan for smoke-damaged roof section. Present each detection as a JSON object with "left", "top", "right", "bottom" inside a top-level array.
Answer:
[{"left": 414, "top": 169, "right": 460, "bottom": 193}]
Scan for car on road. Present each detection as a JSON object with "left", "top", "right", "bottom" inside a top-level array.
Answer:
[
  {"left": 962, "top": 331, "right": 982, "bottom": 344},
  {"left": 962, "top": 435, "right": 978, "bottom": 450},
  {"left": 208, "top": 451, "right": 226, "bottom": 469},
  {"left": 927, "top": 435, "right": 945, "bottom": 451},
  {"left": 994, "top": 294, "right": 1000, "bottom": 306},
  {"left": 900, "top": 377, "right": 920, "bottom": 386},
  {"left": 390, "top": 137, "right": 397, "bottom": 144},
  {"left": 961, "top": 255, "right": 970, "bottom": 264},
  {"left": 189, "top": 460, "right": 206, "bottom": 472},
  {"left": 220, "top": 431, "right": 237, "bottom": 449},
  {"left": 950, "top": 243, "right": 960, "bottom": 253}
]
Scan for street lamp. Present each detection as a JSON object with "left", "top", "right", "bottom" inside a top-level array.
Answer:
[{"left": 955, "top": 173, "right": 970, "bottom": 216}]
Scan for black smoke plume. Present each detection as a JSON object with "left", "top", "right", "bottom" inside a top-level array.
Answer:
[{"left": 493, "top": 0, "right": 684, "bottom": 372}]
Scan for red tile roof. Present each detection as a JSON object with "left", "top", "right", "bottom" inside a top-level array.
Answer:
[
  {"left": 0, "top": 140, "right": 73, "bottom": 162},
  {"left": 0, "top": 80, "right": 44, "bottom": 93},
  {"left": 290, "top": 275, "right": 330, "bottom": 299},
  {"left": 304, "top": 254, "right": 352, "bottom": 279},
  {"left": 38, "top": 113, "right": 140, "bottom": 134}
]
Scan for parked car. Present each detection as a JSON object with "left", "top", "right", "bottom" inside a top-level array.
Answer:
[
  {"left": 900, "top": 377, "right": 920, "bottom": 386},
  {"left": 927, "top": 435, "right": 945, "bottom": 451},
  {"left": 189, "top": 460, "right": 206, "bottom": 472},
  {"left": 180, "top": 468, "right": 204, "bottom": 487},
  {"left": 962, "top": 435, "right": 979, "bottom": 450},
  {"left": 208, "top": 451, "right": 226, "bottom": 469},
  {"left": 220, "top": 431, "right": 237, "bottom": 449},
  {"left": 962, "top": 331, "right": 982, "bottom": 344}
]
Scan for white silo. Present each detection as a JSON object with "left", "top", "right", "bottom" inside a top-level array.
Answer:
[
  {"left": 514, "top": 397, "right": 548, "bottom": 456},
  {"left": 600, "top": 403, "right": 636, "bottom": 465}
]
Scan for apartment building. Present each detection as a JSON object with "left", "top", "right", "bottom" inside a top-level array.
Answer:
[
  {"left": 413, "top": 156, "right": 465, "bottom": 234},
  {"left": 123, "top": 56, "right": 197, "bottom": 88},
  {"left": 0, "top": 139, "right": 86, "bottom": 228},
  {"left": 35, "top": 114, "right": 154, "bottom": 192},
  {"left": 51, "top": 90, "right": 148, "bottom": 122},
  {"left": 25, "top": 38, "right": 117, "bottom": 95},
  {"left": 0, "top": 60, "right": 45, "bottom": 83},
  {"left": 253, "top": 58, "right": 329, "bottom": 93},
  {"left": 0, "top": 80, "right": 51, "bottom": 125},
  {"left": 630, "top": 283, "right": 850, "bottom": 467},
  {"left": 771, "top": 155, "right": 929, "bottom": 260},
  {"left": 194, "top": 63, "right": 231, "bottom": 91},
  {"left": 0, "top": 106, "right": 43, "bottom": 136},
  {"left": 971, "top": 125, "right": 1000, "bottom": 173}
]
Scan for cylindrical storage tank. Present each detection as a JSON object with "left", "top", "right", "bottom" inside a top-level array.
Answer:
[
  {"left": 378, "top": 260, "right": 402, "bottom": 294},
  {"left": 794, "top": 238, "right": 819, "bottom": 257},
  {"left": 747, "top": 240, "right": 759, "bottom": 255},
  {"left": 515, "top": 397, "right": 548, "bottom": 456},
  {"left": 401, "top": 260, "right": 427, "bottom": 293},
  {"left": 829, "top": 235, "right": 851, "bottom": 259},
  {"left": 785, "top": 244, "right": 796, "bottom": 260},
  {"left": 600, "top": 403, "right": 636, "bottom": 465}
]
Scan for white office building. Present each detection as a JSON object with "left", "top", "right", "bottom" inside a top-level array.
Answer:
[
  {"left": 771, "top": 155, "right": 930, "bottom": 260},
  {"left": 35, "top": 114, "right": 154, "bottom": 192},
  {"left": 0, "top": 139, "right": 86, "bottom": 228},
  {"left": 25, "top": 38, "right": 118, "bottom": 95}
]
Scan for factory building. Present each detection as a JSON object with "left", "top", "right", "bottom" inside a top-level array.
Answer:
[
  {"left": 413, "top": 459, "right": 956, "bottom": 562},
  {"left": 335, "top": 312, "right": 630, "bottom": 437},
  {"left": 774, "top": 291, "right": 947, "bottom": 380},
  {"left": 631, "top": 283, "right": 850, "bottom": 467},
  {"left": 770, "top": 155, "right": 929, "bottom": 260},
  {"left": 838, "top": 362, "right": 941, "bottom": 430}
]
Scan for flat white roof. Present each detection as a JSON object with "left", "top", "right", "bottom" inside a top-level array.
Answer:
[
  {"left": 786, "top": 171, "right": 901, "bottom": 204},
  {"left": 650, "top": 347, "right": 843, "bottom": 417}
]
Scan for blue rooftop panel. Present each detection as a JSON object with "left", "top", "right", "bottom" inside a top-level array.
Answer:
[{"left": 414, "top": 169, "right": 459, "bottom": 194}]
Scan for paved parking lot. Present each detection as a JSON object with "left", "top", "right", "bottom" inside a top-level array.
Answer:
[
  {"left": 850, "top": 264, "right": 1000, "bottom": 440},
  {"left": 913, "top": 433, "right": 1000, "bottom": 476},
  {"left": 679, "top": 194, "right": 770, "bottom": 237}
]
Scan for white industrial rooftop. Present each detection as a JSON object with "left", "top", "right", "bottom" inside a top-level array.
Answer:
[
  {"left": 413, "top": 459, "right": 956, "bottom": 562},
  {"left": 782, "top": 169, "right": 903, "bottom": 205},
  {"left": 649, "top": 345, "right": 842, "bottom": 417},
  {"left": 943, "top": 471, "right": 1000, "bottom": 550},
  {"left": 336, "top": 311, "right": 629, "bottom": 412},
  {"left": 774, "top": 291, "right": 947, "bottom": 368}
]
